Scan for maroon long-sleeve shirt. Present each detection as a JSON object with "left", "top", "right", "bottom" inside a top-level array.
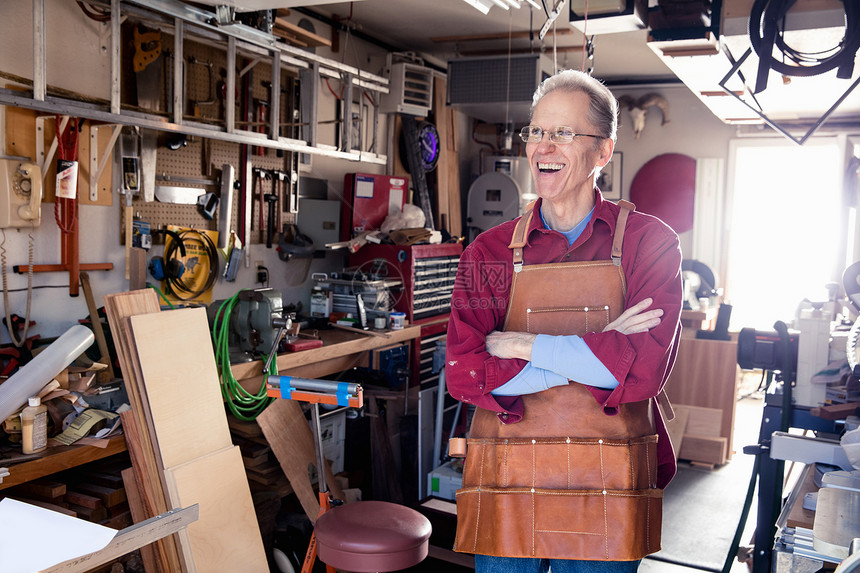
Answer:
[{"left": 446, "top": 191, "right": 683, "bottom": 487}]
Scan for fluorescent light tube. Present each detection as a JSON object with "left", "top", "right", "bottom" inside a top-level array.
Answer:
[{"left": 462, "top": 0, "right": 491, "bottom": 14}]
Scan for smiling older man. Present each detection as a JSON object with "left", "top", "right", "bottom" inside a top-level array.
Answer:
[{"left": 445, "top": 69, "right": 683, "bottom": 573}]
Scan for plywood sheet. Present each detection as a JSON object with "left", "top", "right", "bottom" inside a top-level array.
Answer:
[
  {"left": 122, "top": 467, "right": 159, "bottom": 573},
  {"left": 678, "top": 435, "right": 727, "bottom": 466},
  {"left": 164, "top": 446, "right": 268, "bottom": 572},
  {"left": 257, "top": 398, "right": 344, "bottom": 522},
  {"left": 665, "top": 337, "right": 739, "bottom": 460},
  {"left": 665, "top": 406, "right": 689, "bottom": 461},
  {"left": 674, "top": 404, "right": 722, "bottom": 437},
  {"left": 104, "top": 290, "right": 183, "bottom": 572},
  {"left": 129, "top": 306, "right": 232, "bottom": 470}
]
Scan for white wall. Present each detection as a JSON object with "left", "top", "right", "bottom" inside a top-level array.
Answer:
[
  {"left": 612, "top": 85, "right": 737, "bottom": 257},
  {"left": 0, "top": 2, "right": 395, "bottom": 343}
]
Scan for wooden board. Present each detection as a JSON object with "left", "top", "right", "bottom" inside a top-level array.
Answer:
[
  {"left": 230, "top": 324, "right": 422, "bottom": 393},
  {"left": 811, "top": 402, "right": 860, "bottom": 420},
  {"left": 4, "top": 104, "right": 113, "bottom": 206},
  {"left": 122, "top": 467, "right": 159, "bottom": 573},
  {"left": 163, "top": 446, "right": 268, "bottom": 573},
  {"left": 665, "top": 406, "right": 689, "bottom": 461},
  {"left": 104, "top": 290, "right": 183, "bottom": 572},
  {"left": 128, "top": 307, "right": 233, "bottom": 470},
  {"left": 678, "top": 435, "right": 728, "bottom": 466},
  {"left": 786, "top": 465, "right": 817, "bottom": 529},
  {"left": 664, "top": 337, "right": 738, "bottom": 461},
  {"left": 432, "top": 77, "right": 450, "bottom": 233},
  {"left": 433, "top": 75, "right": 462, "bottom": 237},
  {"left": 0, "top": 437, "right": 127, "bottom": 490},
  {"left": 256, "top": 398, "right": 344, "bottom": 522},
  {"left": 673, "top": 404, "right": 723, "bottom": 437}
]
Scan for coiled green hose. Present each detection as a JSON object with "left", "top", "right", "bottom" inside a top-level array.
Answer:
[{"left": 212, "top": 291, "right": 274, "bottom": 421}]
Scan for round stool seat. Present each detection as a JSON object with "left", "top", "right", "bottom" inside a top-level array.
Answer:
[{"left": 314, "top": 500, "right": 432, "bottom": 572}]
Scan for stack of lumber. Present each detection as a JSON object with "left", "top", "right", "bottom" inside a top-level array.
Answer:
[
  {"left": 229, "top": 418, "right": 294, "bottom": 499},
  {"left": 6, "top": 459, "right": 131, "bottom": 529},
  {"left": 666, "top": 404, "right": 728, "bottom": 467},
  {"left": 104, "top": 290, "right": 267, "bottom": 572}
]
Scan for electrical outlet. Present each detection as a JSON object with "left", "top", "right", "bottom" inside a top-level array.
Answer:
[{"left": 256, "top": 263, "right": 268, "bottom": 284}]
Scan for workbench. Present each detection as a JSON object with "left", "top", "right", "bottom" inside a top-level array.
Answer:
[{"left": 231, "top": 324, "right": 423, "bottom": 391}]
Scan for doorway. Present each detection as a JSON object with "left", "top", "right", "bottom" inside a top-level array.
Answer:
[{"left": 724, "top": 138, "right": 844, "bottom": 331}]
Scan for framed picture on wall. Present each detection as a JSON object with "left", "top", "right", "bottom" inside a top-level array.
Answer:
[{"left": 598, "top": 152, "right": 623, "bottom": 200}]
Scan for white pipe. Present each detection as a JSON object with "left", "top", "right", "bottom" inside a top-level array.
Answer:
[{"left": 0, "top": 325, "right": 95, "bottom": 422}]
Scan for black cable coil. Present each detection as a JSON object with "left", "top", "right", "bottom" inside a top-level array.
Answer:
[
  {"left": 163, "top": 229, "right": 220, "bottom": 300},
  {"left": 749, "top": 0, "right": 860, "bottom": 80}
]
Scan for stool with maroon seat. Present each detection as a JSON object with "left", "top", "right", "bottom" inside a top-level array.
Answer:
[
  {"left": 265, "top": 374, "right": 431, "bottom": 573},
  {"left": 314, "top": 499, "right": 431, "bottom": 572}
]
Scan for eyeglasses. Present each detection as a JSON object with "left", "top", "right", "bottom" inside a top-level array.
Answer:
[{"left": 519, "top": 125, "right": 604, "bottom": 144}]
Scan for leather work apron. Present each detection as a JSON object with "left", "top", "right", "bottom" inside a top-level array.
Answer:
[{"left": 453, "top": 201, "right": 662, "bottom": 561}]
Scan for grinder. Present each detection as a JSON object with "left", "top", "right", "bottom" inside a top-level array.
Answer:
[{"left": 208, "top": 288, "right": 291, "bottom": 363}]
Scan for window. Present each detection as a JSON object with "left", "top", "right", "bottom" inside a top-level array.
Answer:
[{"left": 725, "top": 138, "right": 843, "bottom": 331}]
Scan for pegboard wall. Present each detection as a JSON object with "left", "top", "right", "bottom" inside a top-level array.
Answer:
[{"left": 121, "top": 35, "right": 299, "bottom": 246}]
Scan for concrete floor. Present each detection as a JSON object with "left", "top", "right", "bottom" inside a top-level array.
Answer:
[{"left": 640, "top": 384, "right": 764, "bottom": 573}]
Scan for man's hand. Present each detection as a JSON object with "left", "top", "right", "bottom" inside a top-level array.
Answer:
[
  {"left": 603, "top": 297, "right": 663, "bottom": 335},
  {"left": 485, "top": 331, "right": 537, "bottom": 361},
  {"left": 486, "top": 298, "right": 661, "bottom": 361}
]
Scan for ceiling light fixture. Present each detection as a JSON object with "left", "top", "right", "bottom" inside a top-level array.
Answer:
[
  {"left": 505, "top": 0, "right": 522, "bottom": 8},
  {"left": 489, "top": 0, "right": 511, "bottom": 9},
  {"left": 523, "top": 0, "right": 542, "bottom": 8},
  {"left": 461, "top": 0, "right": 492, "bottom": 14}
]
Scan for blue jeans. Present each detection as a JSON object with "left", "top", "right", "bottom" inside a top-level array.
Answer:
[{"left": 474, "top": 555, "right": 641, "bottom": 573}]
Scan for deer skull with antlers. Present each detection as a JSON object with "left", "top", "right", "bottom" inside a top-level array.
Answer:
[{"left": 617, "top": 93, "right": 670, "bottom": 139}]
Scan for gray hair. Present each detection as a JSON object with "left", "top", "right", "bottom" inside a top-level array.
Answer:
[{"left": 530, "top": 70, "right": 618, "bottom": 144}]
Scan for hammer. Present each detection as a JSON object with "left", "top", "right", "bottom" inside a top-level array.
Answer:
[{"left": 265, "top": 193, "right": 278, "bottom": 248}]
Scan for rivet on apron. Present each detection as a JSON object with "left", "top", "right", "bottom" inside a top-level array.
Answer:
[
  {"left": 604, "top": 305, "right": 609, "bottom": 310},
  {"left": 584, "top": 306, "right": 589, "bottom": 312},
  {"left": 531, "top": 488, "right": 535, "bottom": 493},
  {"left": 602, "top": 490, "right": 607, "bottom": 495},
  {"left": 566, "top": 438, "right": 571, "bottom": 443},
  {"left": 531, "top": 439, "right": 536, "bottom": 444},
  {"left": 598, "top": 439, "right": 604, "bottom": 444}
]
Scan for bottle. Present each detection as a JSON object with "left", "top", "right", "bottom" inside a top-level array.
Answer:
[
  {"left": 310, "top": 286, "right": 332, "bottom": 318},
  {"left": 20, "top": 396, "right": 47, "bottom": 454}
]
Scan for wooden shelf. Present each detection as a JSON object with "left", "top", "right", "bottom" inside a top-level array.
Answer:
[{"left": 0, "top": 436, "right": 127, "bottom": 491}]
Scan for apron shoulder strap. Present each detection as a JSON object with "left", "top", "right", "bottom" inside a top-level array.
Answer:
[
  {"left": 611, "top": 200, "right": 636, "bottom": 266},
  {"left": 508, "top": 201, "right": 537, "bottom": 273}
]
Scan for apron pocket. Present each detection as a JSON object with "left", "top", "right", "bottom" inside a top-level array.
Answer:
[
  {"left": 454, "top": 486, "right": 662, "bottom": 560},
  {"left": 526, "top": 305, "right": 613, "bottom": 335},
  {"left": 462, "top": 435, "right": 659, "bottom": 491}
]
